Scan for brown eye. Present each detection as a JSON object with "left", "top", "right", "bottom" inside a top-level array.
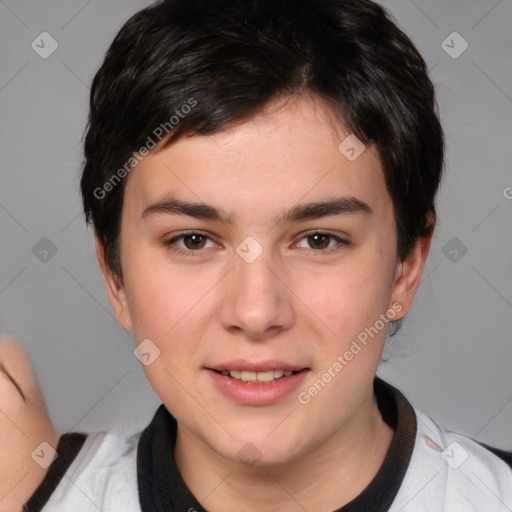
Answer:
[
  {"left": 307, "top": 233, "right": 331, "bottom": 249},
  {"left": 182, "top": 234, "right": 207, "bottom": 250},
  {"left": 295, "top": 231, "right": 349, "bottom": 253},
  {"left": 164, "top": 231, "right": 218, "bottom": 256}
]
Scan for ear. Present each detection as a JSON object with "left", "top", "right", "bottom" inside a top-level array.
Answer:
[
  {"left": 95, "top": 236, "right": 133, "bottom": 330},
  {"left": 390, "top": 215, "right": 435, "bottom": 320}
]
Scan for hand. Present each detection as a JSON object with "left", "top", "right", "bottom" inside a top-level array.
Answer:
[{"left": 0, "top": 336, "right": 59, "bottom": 512}]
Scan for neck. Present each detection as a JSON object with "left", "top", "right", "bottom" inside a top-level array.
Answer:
[{"left": 174, "top": 388, "right": 394, "bottom": 512}]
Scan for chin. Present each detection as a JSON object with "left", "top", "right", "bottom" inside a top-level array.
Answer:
[{"left": 214, "top": 431, "right": 306, "bottom": 468}]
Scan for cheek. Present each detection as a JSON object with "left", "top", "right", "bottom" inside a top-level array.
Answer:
[
  {"left": 130, "top": 269, "right": 211, "bottom": 419},
  {"left": 125, "top": 259, "right": 216, "bottom": 388},
  {"left": 303, "top": 256, "right": 394, "bottom": 343},
  {"left": 125, "top": 253, "right": 214, "bottom": 339}
]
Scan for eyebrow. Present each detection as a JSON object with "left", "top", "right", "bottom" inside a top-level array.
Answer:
[{"left": 141, "top": 195, "right": 372, "bottom": 225}]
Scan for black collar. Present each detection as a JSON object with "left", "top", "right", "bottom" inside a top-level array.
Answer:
[
  {"left": 23, "top": 433, "right": 88, "bottom": 511},
  {"left": 136, "top": 377, "right": 417, "bottom": 512}
]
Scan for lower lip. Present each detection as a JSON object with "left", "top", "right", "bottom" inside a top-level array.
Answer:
[{"left": 206, "top": 369, "right": 310, "bottom": 405}]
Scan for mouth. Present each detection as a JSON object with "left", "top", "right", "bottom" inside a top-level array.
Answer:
[
  {"left": 205, "top": 360, "right": 310, "bottom": 404},
  {"left": 206, "top": 364, "right": 310, "bottom": 405},
  {"left": 211, "top": 368, "right": 303, "bottom": 384}
]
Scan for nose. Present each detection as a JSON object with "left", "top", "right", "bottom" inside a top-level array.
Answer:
[{"left": 218, "top": 245, "right": 295, "bottom": 341}]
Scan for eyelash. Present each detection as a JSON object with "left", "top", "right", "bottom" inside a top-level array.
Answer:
[{"left": 163, "top": 230, "right": 349, "bottom": 257}]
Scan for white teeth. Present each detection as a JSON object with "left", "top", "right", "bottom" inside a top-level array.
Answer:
[
  {"left": 256, "top": 371, "right": 275, "bottom": 382},
  {"left": 220, "top": 369, "right": 297, "bottom": 383},
  {"left": 240, "top": 371, "right": 257, "bottom": 381}
]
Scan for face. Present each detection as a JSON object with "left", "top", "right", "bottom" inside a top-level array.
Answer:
[{"left": 98, "top": 95, "right": 430, "bottom": 466}]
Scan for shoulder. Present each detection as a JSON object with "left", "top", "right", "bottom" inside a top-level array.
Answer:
[
  {"left": 40, "top": 430, "right": 142, "bottom": 512},
  {"left": 392, "top": 407, "right": 512, "bottom": 512}
]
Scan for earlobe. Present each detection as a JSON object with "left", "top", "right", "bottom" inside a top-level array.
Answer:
[
  {"left": 95, "top": 236, "right": 133, "bottom": 330},
  {"left": 390, "top": 218, "right": 435, "bottom": 319}
]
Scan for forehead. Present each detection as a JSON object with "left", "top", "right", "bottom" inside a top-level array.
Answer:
[{"left": 123, "top": 95, "right": 390, "bottom": 221}]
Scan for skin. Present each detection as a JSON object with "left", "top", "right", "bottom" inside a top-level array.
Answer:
[
  {"left": 98, "top": 94, "right": 433, "bottom": 511},
  {"left": 0, "top": 336, "right": 59, "bottom": 512}
]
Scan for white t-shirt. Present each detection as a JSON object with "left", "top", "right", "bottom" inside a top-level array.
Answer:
[
  {"left": 31, "top": 379, "right": 512, "bottom": 512},
  {"left": 39, "top": 431, "right": 140, "bottom": 511}
]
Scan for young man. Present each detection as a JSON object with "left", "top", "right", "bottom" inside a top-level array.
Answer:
[{"left": 13, "top": 0, "right": 512, "bottom": 510}]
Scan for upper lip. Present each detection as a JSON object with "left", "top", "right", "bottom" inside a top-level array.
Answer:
[{"left": 206, "top": 359, "right": 309, "bottom": 372}]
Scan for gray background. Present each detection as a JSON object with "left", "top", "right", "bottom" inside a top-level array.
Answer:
[{"left": 0, "top": 0, "right": 511, "bottom": 448}]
